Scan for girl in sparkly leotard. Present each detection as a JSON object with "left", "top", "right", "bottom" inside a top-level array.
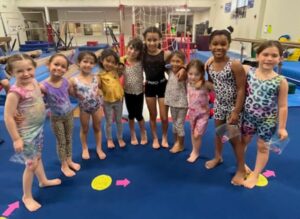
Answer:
[{"left": 4, "top": 54, "right": 61, "bottom": 212}]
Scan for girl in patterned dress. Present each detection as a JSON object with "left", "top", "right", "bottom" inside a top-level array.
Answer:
[
  {"left": 98, "top": 49, "right": 125, "bottom": 149},
  {"left": 186, "top": 59, "right": 213, "bottom": 163},
  {"left": 164, "top": 51, "right": 188, "bottom": 153},
  {"left": 40, "top": 54, "right": 80, "bottom": 177},
  {"left": 4, "top": 54, "right": 61, "bottom": 212},
  {"left": 69, "top": 51, "right": 105, "bottom": 160},
  {"left": 122, "top": 38, "right": 148, "bottom": 145},
  {"left": 206, "top": 27, "right": 247, "bottom": 186},
  {"left": 242, "top": 41, "right": 288, "bottom": 189}
]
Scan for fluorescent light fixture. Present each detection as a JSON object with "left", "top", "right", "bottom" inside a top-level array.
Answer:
[{"left": 175, "top": 8, "right": 191, "bottom": 12}]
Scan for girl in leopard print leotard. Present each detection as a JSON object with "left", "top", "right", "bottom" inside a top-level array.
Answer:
[
  {"left": 206, "top": 27, "right": 247, "bottom": 186},
  {"left": 242, "top": 40, "right": 288, "bottom": 189}
]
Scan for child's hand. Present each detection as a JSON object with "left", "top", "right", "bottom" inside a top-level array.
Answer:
[
  {"left": 278, "top": 128, "right": 288, "bottom": 140},
  {"left": 98, "top": 89, "right": 103, "bottom": 98},
  {"left": 14, "top": 111, "right": 25, "bottom": 124},
  {"left": 117, "top": 63, "right": 125, "bottom": 76},
  {"left": 176, "top": 68, "right": 187, "bottom": 81},
  {"left": 228, "top": 111, "right": 239, "bottom": 125},
  {"left": 13, "top": 138, "right": 24, "bottom": 153}
]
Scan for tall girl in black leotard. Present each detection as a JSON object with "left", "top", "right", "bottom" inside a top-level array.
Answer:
[{"left": 142, "top": 26, "right": 171, "bottom": 149}]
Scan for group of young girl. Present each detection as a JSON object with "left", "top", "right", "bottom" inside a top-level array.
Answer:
[{"left": 3, "top": 26, "right": 288, "bottom": 212}]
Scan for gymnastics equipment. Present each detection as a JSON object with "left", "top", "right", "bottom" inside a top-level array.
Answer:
[
  {"left": 234, "top": 37, "right": 300, "bottom": 88},
  {"left": 39, "top": 48, "right": 103, "bottom": 82},
  {"left": 87, "top": 41, "right": 98, "bottom": 46},
  {"left": 132, "top": 5, "right": 188, "bottom": 37},
  {"left": 78, "top": 43, "right": 109, "bottom": 52},
  {"left": 19, "top": 40, "right": 54, "bottom": 53},
  {"left": 131, "top": 4, "right": 192, "bottom": 58},
  {"left": 0, "top": 37, "right": 12, "bottom": 54},
  {"left": 288, "top": 82, "right": 296, "bottom": 94},
  {"left": 215, "top": 124, "right": 241, "bottom": 143},
  {"left": 0, "top": 49, "right": 42, "bottom": 64},
  {"left": 118, "top": 4, "right": 125, "bottom": 56},
  {"left": 48, "top": 21, "right": 78, "bottom": 51},
  {"left": 233, "top": 37, "right": 300, "bottom": 61},
  {"left": 35, "top": 49, "right": 76, "bottom": 67},
  {"left": 267, "top": 135, "right": 290, "bottom": 155},
  {"left": 106, "top": 26, "right": 120, "bottom": 53}
]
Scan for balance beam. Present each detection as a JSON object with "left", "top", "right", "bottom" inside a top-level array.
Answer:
[
  {"left": 233, "top": 38, "right": 300, "bottom": 49},
  {"left": 0, "top": 49, "right": 43, "bottom": 64},
  {"left": 40, "top": 49, "right": 104, "bottom": 82}
]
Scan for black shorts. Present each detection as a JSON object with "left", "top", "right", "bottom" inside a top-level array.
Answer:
[{"left": 144, "top": 79, "right": 167, "bottom": 98}]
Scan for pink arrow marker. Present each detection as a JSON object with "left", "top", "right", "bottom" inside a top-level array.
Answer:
[
  {"left": 263, "top": 170, "right": 276, "bottom": 178},
  {"left": 2, "top": 201, "right": 19, "bottom": 217},
  {"left": 116, "top": 178, "right": 130, "bottom": 187}
]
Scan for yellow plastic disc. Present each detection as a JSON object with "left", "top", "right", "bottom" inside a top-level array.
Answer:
[
  {"left": 256, "top": 174, "right": 268, "bottom": 187},
  {"left": 0, "top": 217, "right": 8, "bottom": 219},
  {"left": 91, "top": 174, "right": 112, "bottom": 191}
]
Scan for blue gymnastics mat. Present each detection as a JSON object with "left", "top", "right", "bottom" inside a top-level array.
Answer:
[
  {"left": 78, "top": 44, "right": 109, "bottom": 51},
  {"left": 190, "top": 50, "right": 246, "bottom": 63},
  {"left": 281, "top": 61, "right": 300, "bottom": 85}
]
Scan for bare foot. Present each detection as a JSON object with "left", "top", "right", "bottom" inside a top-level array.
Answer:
[
  {"left": 61, "top": 165, "right": 76, "bottom": 177},
  {"left": 67, "top": 160, "right": 81, "bottom": 171},
  {"left": 131, "top": 139, "right": 138, "bottom": 145},
  {"left": 243, "top": 173, "right": 258, "bottom": 189},
  {"left": 152, "top": 138, "right": 160, "bottom": 149},
  {"left": 22, "top": 196, "right": 41, "bottom": 212},
  {"left": 231, "top": 170, "right": 247, "bottom": 186},
  {"left": 131, "top": 134, "right": 138, "bottom": 145},
  {"left": 96, "top": 149, "right": 107, "bottom": 160},
  {"left": 118, "top": 139, "right": 126, "bottom": 148},
  {"left": 187, "top": 152, "right": 200, "bottom": 163},
  {"left": 245, "top": 164, "right": 252, "bottom": 175},
  {"left": 107, "top": 140, "right": 115, "bottom": 149},
  {"left": 205, "top": 158, "right": 223, "bottom": 169},
  {"left": 161, "top": 137, "right": 169, "bottom": 148},
  {"left": 140, "top": 131, "right": 148, "bottom": 145},
  {"left": 82, "top": 149, "right": 90, "bottom": 160},
  {"left": 169, "top": 144, "right": 184, "bottom": 153},
  {"left": 39, "top": 178, "right": 61, "bottom": 188}
]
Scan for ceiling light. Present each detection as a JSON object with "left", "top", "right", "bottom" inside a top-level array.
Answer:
[{"left": 175, "top": 8, "right": 191, "bottom": 12}]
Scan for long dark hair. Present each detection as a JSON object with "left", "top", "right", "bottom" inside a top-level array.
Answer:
[
  {"left": 143, "top": 26, "right": 162, "bottom": 39},
  {"left": 77, "top": 51, "right": 97, "bottom": 64},
  {"left": 166, "top": 50, "right": 186, "bottom": 64},
  {"left": 98, "top": 48, "right": 120, "bottom": 69},
  {"left": 143, "top": 26, "right": 162, "bottom": 53},
  {"left": 127, "top": 37, "right": 143, "bottom": 61}
]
